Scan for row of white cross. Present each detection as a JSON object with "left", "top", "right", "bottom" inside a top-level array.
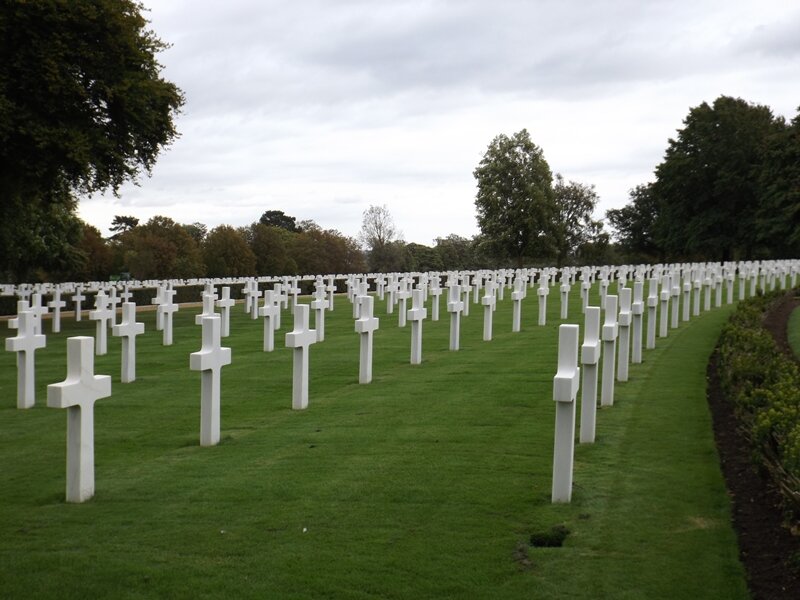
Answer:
[
  {"left": 4, "top": 260, "right": 798, "bottom": 504},
  {"left": 545, "top": 261, "right": 792, "bottom": 503}
]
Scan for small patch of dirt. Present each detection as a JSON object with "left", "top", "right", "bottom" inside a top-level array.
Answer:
[
  {"left": 707, "top": 290, "right": 800, "bottom": 599},
  {"left": 513, "top": 542, "right": 533, "bottom": 570},
  {"left": 530, "top": 525, "right": 570, "bottom": 548},
  {"left": 762, "top": 293, "right": 800, "bottom": 361}
]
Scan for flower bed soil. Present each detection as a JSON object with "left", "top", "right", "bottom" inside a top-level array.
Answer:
[{"left": 707, "top": 292, "right": 800, "bottom": 600}]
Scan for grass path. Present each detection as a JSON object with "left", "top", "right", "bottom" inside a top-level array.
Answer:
[{"left": 0, "top": 284, "right": 748, "bottom": 598}]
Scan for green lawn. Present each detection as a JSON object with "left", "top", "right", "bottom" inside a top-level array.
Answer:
[{"left": 0, "top": 283, "right": 748, "bottom": 599}]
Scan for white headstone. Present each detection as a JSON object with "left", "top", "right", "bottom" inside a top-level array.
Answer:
[
  {"left": 511, "top": 277, "right": 525, "bottom": 333},
  {"left": 111, "top": 302, "right": 145, "bottom": 383},
  {"left": 48, "top": 286, "right": 66, "bottom": 333},
  {"left": 407, "top": 288, "right": 427, "bottom": 364},
  {"left": 481, "top": 281, "right": 496, "bottom": 341},
  {"left": 311, "top": 285, "right": 328, "bottom": 343},
  {"left": 285, "top": 304, "right": 317, "bottom": 410},
  {"left": 259, "top": 290, "right": 280, "bottom": 352},
  {"left": 159, "top": 288, "right": 179, "bottom": 346},
  {"left": 216, "top": 286, "right": 235, "bottom": 338},
  {"left": 447, "top": 284, "right": 464, "bottom": 351},
  {"left": 89, "top": 292, "right": 113, "bottom": 356},
  {"left": 195, "top": 293, "right": 217, "bottom": 325},
  {"left": 600, "top": 294, "right": 618, "bottom": 407},
  {"left": 190, "top": 316, "right": 232, "bottom": 446},
  {"left": 646, "top": 278, "right": 658, "bottom": 350},
  {"left": 552, "top": 324, "right": 580, "bottom": 503},
  {"left": 47, "top": 336, "right": 111, "bottom": 502},
  {"left": 71, "top": 286, "right": 86, "bottom": 322},
  {"left": 355, "top": 295, "right": 379, "bottom": 384},
  {"left": 579, "top": 307, "right": 601, "bottom": 444},
  {"left": 617, "top": 288, "right": 632, "bottom": 382},
  {"left": 5, "top": 310, "right": 46, "bottom": 409},
  {"left": 631, "top": 280, "right": 644, "bottom": 364}
]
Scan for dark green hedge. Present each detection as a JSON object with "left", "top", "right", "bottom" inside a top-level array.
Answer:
[{"left": 717, "top": 290, "right": 800, "bottom": 521}]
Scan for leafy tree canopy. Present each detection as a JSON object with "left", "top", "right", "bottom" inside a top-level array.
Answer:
[
  {"left": 473, "top": 129, "right": 556, "bottom": 267},
  {"left": 0, "top": 0, "right": 183, "bottom": 281},
  {"left": 259, "top": 210, "right": 299, "bottom": 232}
]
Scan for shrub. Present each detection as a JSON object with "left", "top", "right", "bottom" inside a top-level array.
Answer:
[{"left": 717, "top": 290, "right": 800, "bottom": 521}]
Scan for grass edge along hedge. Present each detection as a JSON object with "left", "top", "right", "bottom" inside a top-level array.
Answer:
[{"left": 716, "top": 289, "right": 800, "bottom": 525}]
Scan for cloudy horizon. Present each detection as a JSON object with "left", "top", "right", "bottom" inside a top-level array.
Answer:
[{"left": 78, "top": 0, "right": 800, "bottom": 245}]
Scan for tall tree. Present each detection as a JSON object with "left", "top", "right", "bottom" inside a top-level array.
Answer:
[
  {"left": 0, "top": 0, "right": 184, "bottom": 280},
  {"left": 552, "top": 174, "right": 602, "bottom": 266},
  {"left": 202, "top": 225, "right": 256, "bottom": 277},
  {"left": 109, "top": 215, "right": 139, "bottom": 235},
  {"left": 473, "top": 129, "right": 556, "bottom": 267},
  {"left": 653, "top": 96, "right": 779, "bottom": 260},
  {"left": 259, "top": 210, "right": 299, "bottom": 232},
  {"left": 756, "top": 108, "right": 800, "bottom": 258},
  {"left": 606, "top": 183, "right": 663, "bottom": 261},
  {"left": 359, "top": 204, "right": 404, "bottom": 272},
  {"left": 120, "top": 216, "right": 204, "bottom": 280}
]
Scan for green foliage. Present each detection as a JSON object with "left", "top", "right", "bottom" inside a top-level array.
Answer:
[
  {"left": 0, "top": 0, "right": 183, "bottom": 280},
  {"left": 606, "top": 183, "right": 663, "bottom": 262},
  {"left": 120, "top": 216, "right": 204, "bottom": 280},
  {"left": 717, "top": 291, "right": 800, "bottom": 518},
  {"left": 552, "top": 174, "right": 602, "bottom": 266},
  {"left": 473, "top": 129, "right": 556, "bottom": 266},
  {"left": 259, "top": 210, "right": 299, "bottom": 232},
  {"left": 653, "top": 96, "right": 780, "bottom": 260},
  {"left": 757, "top": 111, "right": 800, "bottom": 258},
  {"left": 202, "top": 225, "right": 256, "bottom": 277}
]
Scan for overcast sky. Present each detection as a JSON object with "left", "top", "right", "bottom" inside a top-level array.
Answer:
[{"left": 78, "top": 0, "right": 800, "bottom": 245}]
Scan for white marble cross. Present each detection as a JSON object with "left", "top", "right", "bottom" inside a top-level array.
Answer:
[
  {"left": 461, "top": 276, "right": 472, "bottom": 317},
  {"left": 152, "top": 286, "right": 165, "bottom": 331},
  {"left": 285, "top": 304, "right": 317, "bottom": 410},
  {"left": 659, "top": 276, "right": 670, "bottom": 338},
  {"left": 111, "top": 302, "right": 145, "bottom": 383},
  {"left": 5, "top": 310, "right": 46, "bottom": 409},
  {"left": 407, "top": 288, "right": 427, "bottom": 364},
  {"left": 511, "top": 277, "right": 524, "bottom": 333},
  {"left": 29, "top": 293, "right": 48, "bottom": 335},
  {"left": 195, "top": 293, "right": 217, "bottom": 325},
  {"left": 108, "top": 287, "right": 121, "bottom": 326},
  {"left": 216, "top": 286, "right": 235, "bottom": 338},
  {"left": 396, "top": 282, "right": 411, "bottom": 327},
  {"left": 682, "top": 276, "right": 692, "bottom": 322},
  {"left": 89, "top": 292, "right": 113, "bottom": 356},
  {"left": 355, "top": 295, "right": 379, "bottom": 383},
  {"left": 537, "top": 273, "right": 549, "bottom": 326},
  {"left": 159, "top": 288, "right": 179, "bottom": 346},
  {"left": 190, "top": 316, "right": 232, "bottom": 446},
  {"left": 600, "top": 294, "right": 618, "bottom": 407},
  {"left": 326, "top": 276, "right": 336, "bottom": 311},
  {"left": 552, "top": 324, "right": 580, "bottom": 503},
  {"left": 670, "top": 274, "right": 680, "bottom": 329},
  {"left": 579, "top": 306, "right": 601, "bottom": 443},
  {"left": 481, "top": 281, "right": 496, "bottom": 341},
  {"left": 259, "top": 290, "right": 279, "bottom": 352},
  {"left": 631, "top": 280, "right": 644, "bottom": 364},
  {"left": 48, "top": 286, "right": 66, "bottom": 333},
  {"left": 429, "top": 281, "right": 442, "bottom": 322},
  {"left": 447, "top": 284, "right": 464, "bottom": 351},
  {"left": 47, "top": 336, "right": 111, "bottom": 502},
  {"left": 311, "top": 285, "right": 328, "bottom": 342},
  {"left": 646, "top": 278, "right": 658, "bottom": 350},
  {"left": 560, "top": 271, "right": 570, "bottom": 320},
  {"left": 617, "top": 287, "right": 632, "bottom": 382},
  {"left": 71, "top": 286, "right": 86, "bottom": 322}
]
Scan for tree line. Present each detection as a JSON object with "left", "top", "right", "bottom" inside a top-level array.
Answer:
[{"left": 606, "top": 96, "right": 800, "bottom": 262}]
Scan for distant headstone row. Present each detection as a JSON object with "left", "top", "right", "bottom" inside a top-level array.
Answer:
[{"left": 3, "top": 260, "right": 798, "bottom": 504}]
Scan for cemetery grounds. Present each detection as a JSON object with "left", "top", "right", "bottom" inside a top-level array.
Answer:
[{"left": 0, "top": 282, "right": 750, "bottom": 599}]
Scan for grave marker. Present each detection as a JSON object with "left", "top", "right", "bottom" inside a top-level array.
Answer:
[
  {"left": 285, "top": 304, "right": 317, "bottom": 410},
  {"left": 600, "top": 294, "right": 618, "bottom": 407},
  {"left": 47, "top": 336, "right": 111, "bottom": 502},
  {"left": 407, "top": 289, "right": 427, "bottom": 364},
  {"left": 111, "top": 302, "right": 145, "bottom": 383},
  {"left": 89, "top": 292, "right": 113, "bottom": 356},
  {"left": 579, "top": 307, "right": 601, "bottom": 443},
  {"left": 552, "top": 324, "right": 580, "bottom": 503},
  {"left": 355, "top": 295, "right": 379, "bottom": 383},
  {"left": 5, "top": 310, "right": 46, "bottom": 409},
  {"left": 190, "top": 316, "right": 232, "bottom": 446}
]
